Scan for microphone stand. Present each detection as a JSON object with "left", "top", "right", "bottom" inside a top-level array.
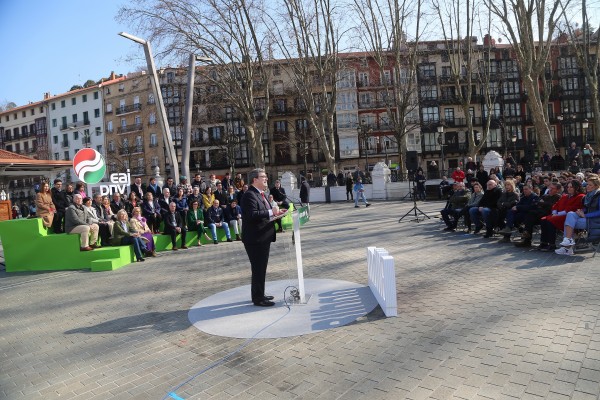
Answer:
[{"left": 398, "top": 180, "right": 430, "bottom": 223}]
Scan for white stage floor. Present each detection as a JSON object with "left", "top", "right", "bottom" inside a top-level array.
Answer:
[{"left": 188, "top": 279, "right": 379, "bottom": 338}]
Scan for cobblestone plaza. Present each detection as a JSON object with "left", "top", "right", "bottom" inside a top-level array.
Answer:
[{"left": 2, "top": 201, "right": 600, "bottom": 399}]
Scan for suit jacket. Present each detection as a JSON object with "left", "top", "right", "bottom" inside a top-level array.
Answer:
[
  {"left": 270, "top": 186, "right": 287, "bottom": 203},
  {"left": 241, "top": 186, "right": 276, "bottom": 245},
  {"left": 130, "top": 183, "right": 145, "bottom": 200},
  {"left": 214, "top": 189, "right": 228, "bottom": 207},
  {"left": 187, "top": 208, "right": 205, "bottom": 230},
  {"left": 51, "top": 188, "right": 68, "bottom": 212},
  {"left": 164, "top": 211, "right": 185, "bottom": 233},
  {"left": 111, "top": 220, "right": 138, "bottom": 246},
  {"left": 205, "top": 206, "right": 226, "bottom": 224},
  {"left": 142, "top": 199, "right": 161, "bottom": 218},
  {"left": 300, "top": 181, "right": 310, "bottom": 203},
  {"left": 146, "top": 183, "right": 161, "bottom": 198},
  {"left": 110, "top": 200, "right": 125, "bottom": 214},
  {"left": 158, "top": 197, "right": 172, "bottom": 215}
]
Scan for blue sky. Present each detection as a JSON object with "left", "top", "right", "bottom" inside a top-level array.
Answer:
[{"left": 0, "top": 1, "right": 145, "bottom": 107}]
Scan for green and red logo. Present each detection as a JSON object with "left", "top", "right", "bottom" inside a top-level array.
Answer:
[{"left": 73, "top": 149, "right": 106, "bottom": 184}]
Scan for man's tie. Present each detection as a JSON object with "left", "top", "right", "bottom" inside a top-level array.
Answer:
[{"left": 260, "top": 192, "right": 271, "bottom": 209}]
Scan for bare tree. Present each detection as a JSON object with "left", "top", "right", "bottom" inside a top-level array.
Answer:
[
  {"left": 352, "top": 0, "right": 424, "bottom": 174},
  {"left": 486, "top": 0, "right": 566, "bottom": 155},
  {"left": 269, "top": 0, "right": 345, "bottom": 175},
  {"left": 0, "top": 100, "right": 17, "bottom": 112},
  {"left": 118, "top": 0, "right": 271, "bottom": 168},
  {"left": 557, "top": 2, "right": 600, "bottom": 144},
  {"left": 211, "top": 128, "right": 244, "bottom": 176}
]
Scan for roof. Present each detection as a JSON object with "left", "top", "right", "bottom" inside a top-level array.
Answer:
[{"left": 0, "top": 149, "right": 72, "bottom": 177}]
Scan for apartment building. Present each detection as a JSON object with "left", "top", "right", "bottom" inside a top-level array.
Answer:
[{"left": 103, "top": 72, "right": 166, "bottom": 181}]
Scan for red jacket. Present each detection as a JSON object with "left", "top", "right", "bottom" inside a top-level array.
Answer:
[
  {"left": 542, "top": 193, "right": 585, "bottom": 230},
  {"left": 451, "top": 170, "right": 465, "bottom": 182}
]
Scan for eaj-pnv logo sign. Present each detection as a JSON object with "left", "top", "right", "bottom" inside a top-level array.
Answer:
[{"left": 73, "top": 149, "right": 106, "bottom": 184}]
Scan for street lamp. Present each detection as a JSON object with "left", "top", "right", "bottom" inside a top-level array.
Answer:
[
  {"left": 182, "top": 54, "right": 213, "bottom": 180},
  {"left": 437, "top": 124, "right": 445, "bottom": 178},
  {"left": 357, "top": 119, "right": 373, "bottom": 173},
  {"left": 118, "top": 31, "right": 180, "bottom": 182},
  {"left": 83, "top": 130, "right": 91, "bottom": 148},
  {"left": 582, "top": 119, "right": 589, "bottom": 142},
  {"left": 511, "top": 132, "right": 517, "bottom": 161}
]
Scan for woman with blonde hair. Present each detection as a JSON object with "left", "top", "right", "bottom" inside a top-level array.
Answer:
[
  {"left": 130, "top": 206, "right": 156, "bottom": 256},
  {"left": 35, "top": 182, "right": 55, "bottom": 228},
  {"left": 111, "top": 209, "right": 147, "bottom": 262}
]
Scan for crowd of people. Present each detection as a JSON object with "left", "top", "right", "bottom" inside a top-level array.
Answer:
[
  {"left": 31, "top": 172, "right": 296, "bottom": 261},
  {"left": 439, "top": 165, "right": 600, "bottom": 256}
]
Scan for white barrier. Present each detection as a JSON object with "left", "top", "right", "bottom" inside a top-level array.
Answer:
[{"left": 367, "top": 246, "right": 397, "bottom": 317}]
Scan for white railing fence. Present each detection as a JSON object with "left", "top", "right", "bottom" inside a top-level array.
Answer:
[{"left": 367, "top": 246, "right": 397, "bottom": 317}]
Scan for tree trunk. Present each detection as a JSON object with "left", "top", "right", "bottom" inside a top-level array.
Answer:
[{"left": 522, "top": 77, "right": 556, "bottom": 155}]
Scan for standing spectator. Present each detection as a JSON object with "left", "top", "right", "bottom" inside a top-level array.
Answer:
[
  {"left": 65, "top": 194, "right": 99, "bottom": 251},
  {"left": 21, "top": 202, "right": 29, "bottom": 218},
  {"left": 476, "top": 165, "right": 488, "bottom": 187},
  {"left": 465, "top": 157, "right": 477, "bottom": 173},
  {"left": 51, "top": 179, "right": 67, "bottom": 233},
  {"left": 221, "top": 172, "right": 233, "bottom": 192},
  {"left": 35, "top": 182, "right": 55, "bottom": 228},
  {"left": 142, "top": 192, "right": 162, "bottom": 234},
  {"left": 205, "top": 199, "right": 232, "bottom": 244},
  {"left": 234, "top": 173, "right": 245, "bottom": 191},
  {"left": 503, "top": 162, "right": 515, "bottom": 178},
  {"left": 146, "top": 176, "right": 161, "bottom": 199},
  {"left": 110, "top": 193, "right": 125, "bottom": 214},
  {"left": 177, "top": 176, "right": 192, "bottom": 195},
  {"left": 225, "top": 186, "right": 238, "bottom": 206},
  {"left": 582, "top": 144, "right": 595, "bottom": 169},
  {"left": 541, "top": 151, "right": 551, "bottom": 171},
  {"left": 208, "top": 174, "right": 220, "bottom": 191},
  {"left": 327, "top": 171, "right": 337, "bottom": 186},
  {"left": 112, "top": 209, "right": 148, "bottom": 262},
  {"left": 451, "top": 167, "right": 465, "bottom": 183},
  {"left": 551, "top": 151, "right": 565, "bottom": 170},
  {"left": 567, "top": 142, "right": 580, "bottom": 165},
  {"left": 414, "top": 169, "right": 427, "bottom": 201},
  {"left": 164, "top": 202, "right": 188, "bottom": 250},
  {"left": 429, "top": 160, "right": 439, "bottom": 179},
  {"left": 300, "top": 176, "right": 310, "bottom": 209},
  {"left": 237, "top": 184, "right": 249, "bottom": 205},
  {"left": 130, "top": 177, "right": 145, "bottom": 200},
  {"left": 353, "top": 177, "right": 371, "bottom": 208},
  {"left": 162, "top": 177, "right": 177, "bottom": 197},
  {"left": 214, "top": 182, "right": 228, "bottom": 209},
  {"left": 337, "top": 171, "right": 345, "bottom": 187},
  {"left": 593, "top": 156, "right": 600, "bottom": 174},
  {"left": 345, "top": 172, "right": 354, "bottom": 202}
]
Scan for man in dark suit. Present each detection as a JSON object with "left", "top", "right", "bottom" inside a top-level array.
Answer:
[
  {"left": 213, "top": 182, "right": 228, "bottom": 209},
  {"left": 164, "top": 202, "right": 188, "bottom": 250},
  {"left": 205, "top": 199, "right": 232, "bottom": 244},
  {"left": 51, "top": 178, "right": 68, "bottom": 233},
  {"left": 109, "top": 193, "right": 125, "bottom": 214},
  {"left": 241, "top": 168, "right": 286, "bottom": 307},
  {"left": 129, "top": 177, "right": 145, "bottom": 200},
  {"left": 300, "top": 176, "right": 310, "bottom": 214}
]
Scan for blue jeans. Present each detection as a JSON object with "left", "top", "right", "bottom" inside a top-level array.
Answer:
[
  {"left": 208, "top": 222, "right": 231, "bottom": 240},
  {"left": 121, "top": 236, "right": 147, "bottom": 260},
  {"left": 564, "top": 211, "right": 587, "bottom": 230},
  {"left": 469, "top": 207, "right": 493, "bottom": 230},
  {"left": 354, "top": 191, "right": 368, "bottom": 206}
]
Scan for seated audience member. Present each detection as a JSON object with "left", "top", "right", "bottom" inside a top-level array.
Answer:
[
  {"left": 64, "top": 183, "right": 75, "bottom": 207},
  {"left": 213, "top": 182, "right": 228, "bottom": 209},
  {"left": 503, "top": 163, "right": 516, "bottom": 179},
  {"left": 592, "top": 157, "right": 600, "bottom": 174},
  {"left": 187, "top": 200, "right": 210, "bottom": 246},
  {"left": 515, "top": 165, "right": 526, "bottom": 182},
  {"left": 538, "top": 180, "right": 585, "bottom": 251},
  {"left": 234, "top": 173, "right": 245, "bottom": 191},
  {"left": 202, "top": 187, "right": 215, "bottom": 210},
  {"left": 555, "top": 175, "right": 600, "bottom": 255},
  {"left": 461, "top": 181, "right": 484, "bottom": 232},
  {"left": 158, "top": 188, "right": 172, "bottom": 217},
  {"left": 163, "top": 177, "right": 178, "bottom": 197},
  {"left": 270, "top": 179, "right": 290, "bottom": 209},
  {"left": 222, "top": 172, "right": 233, "bottom": 191},
  {"left": 174, "top": 187, "right": 189, "bottom": 221},
  {"left": 146, "top": 177, "right": 161, "bottom": 199},
  {"left": 237, "top": 184, "right": 249, "bottom": 205},
  {"left": 142, "top": 192, "right": 163, "bottom": 234},
  {"left": 439, "top": 176, "right": 452, "bottom": 199},
  {"left": 74, "top": 182, "right": 87, "bottom": 198},
  {"left": 441, "top": 182, "right": 470, "bottom": 231},
  {"left": 110, "top": 193, "right": 125, "bottom": 214},
  {"left": 92, "top": 194, "right": 112, "bottom": 246},
  {"left": 164, "top": 202, "right": 188, "bottom": 250},
  {"left": 514, "top": 182, "right": 562, "bottom": 247},
  {"left": 100, "top": 195, "right": 116, "bottom": 237},
  {"left": 124, "top": 192, "right": 138, "bottom": 218},
  {"left": 452, "top": 167, "right": 465, "bottom": 183},
  {"left": 498, "top": 184, "right": 538, "bottom": 236},
  {"left": 65, "top": 194, "right": 100, "bottom": 251},
  {"left": 112, "top": 209, "right": 148, "bottom": 262},
  {"left": 487, "top": 179, "right": 519, "bottom": 238},
  {"left": 205, "top": 199, "right": 232, "bottom": 244},
  {"left": 82, "top": 197, "right": 101, "bottom": 246},
  {"left": 130, "top": 207, "right": 156, "bottom": 257},
  {"left": 29, "top": 202, "right": 37, "bottom": 218},
  {"left": 177, "top": 176, "right": 192, "bottom": 195},
  {"left": 225, "top": 199, "right": 243, "bottom": 240},
  {"left": 35, "top": 182, "right": 56, "bottom": 229},
  {"left": 469, "top": 180, "right": 502, "bottom": 235}
]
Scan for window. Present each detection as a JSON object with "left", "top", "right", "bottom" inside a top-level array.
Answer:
[
  {"left": 167, "top": 71, "right": 175, "bottom": 83},
  {"left": 273, "top": 65, "right": 281, "bottom": 76},
  {"left": 272, "top": 80, "right": 284, "bottom": 95},
  {"left": 82, "top": 94, "right": 87, "bottom": 102},
  {"left": 61, "top": 116, "right": 67, "bottom": 128},
  {"left": 61, "top": 100, "right": 65, "bottom": 108},
  {"left": 149, "top": 112, "right": 156, "bottom": 125},
  {"left": 419, "top": 64, "right": 436, "bottom": 77},
  {"left": 105, "top": 87, "right": 111, "bottom": 95},
  {"left": 31, "top": 109, "right": 35, "bottom": 116},
  {"left": 106, "top": 103, "right": 112, "bottom": 113},
  {"left": 95, "top": 127, "right": 101, "bottom": 136},
  {"left": 22, "top": 111, "right": 26, "bottom": 117},
  {"left": 73, "top": 131, "right": 79, "bottom": 140},
  {"left": 83, "top": 111, "right": 89, "bottom": 123},
  {"left": 209, "top": 126, "right": 222, "bottom": 140},
  {"left": 382, "top": 70, "right": 392, "bottom": 85},
  {"left": 64, "top": 151, "right": 70, "bottom": 160},
  {"left": 134, "top": 96, "right": 140, "bottom": 105},
  {"left": 274, "top": 120, "right": 287, "bottom": 133},
  {"left": 108, "top": 141, "right": 115, "bottom": 152},
  {"left": 53, "top": 136, "right": 58, "bottom": 144},
  {"left": 151, "top": 156, "right": 159, "bottom": 167},
  {"left": 441, "top": 66, "right": 452, "bottom": 77},
  {"left": 71, "top": 98, "right": 76, "bottom": 105},
  {"left": 13, "top": 113, "right": 17, "bottom": 120},
  {"left": 420, "top": 85, "right": 438, "bottom": 100},
  {"left": 337, "top": 70, "right": 356, "bottom": 89},
  {"left": 358, "top": 72, "right": 369, "bottom": 87},
  {"left": 444, "top": 108, "right": 455, "bottom": 122},
  {"left": 359, "top": 92, "right": 372, "bottom": 106},
  {"left": 94, "top": 91, "right": 99, "bottom": 100},
  {"left": 134, "top": 115, "right": 141, "bottom": 125},
  {"left": 121, "top": 118, "right": 126, "bottom": 128},
  {"left": 96, "top": 145, "right": 103, "bottom": 154},
  {"left": 54, "top": 152, "right": 59, "bottom": 160},
  {"left": 51, "top": 103, "right": 56, "bottom": 110},
  {"left": 94, "top": 108, "right": 100, "bottom": 118},
  {"left": 421, "top": 107, "right": 440, "bottom": 123},
  {"left": 107, "top": 120, "right": 113, "bottom": 132},
  {"left": 72, "top": 114, "right": 78, "bottom": 123},
  {"left": 148, "top": 94, "right": 155, "bottom": 104},
  {"left": 150, "top": 133, "right": 158, "bottom": 146},
  {"left": 52, "top": 119, "right": 57, "bottom": 127},
  {"left": 119, "top": 83, "right": 125, "bottom": 92}
]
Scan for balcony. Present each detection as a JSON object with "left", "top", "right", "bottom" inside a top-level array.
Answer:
[
  {"left": 115, "top": 103, "right": 142, "bottom": 115},
  {"left": 117, "top": 124, "right": 143, "bottom": 134},
  {"left": 149, "top": 142, "right": 159, "bottom": 148},
  {"left": 61, "top": 140, "right": 69, "bottom": 148}
]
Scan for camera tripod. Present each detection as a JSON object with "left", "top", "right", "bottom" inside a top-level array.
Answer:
[{"left": 398, "top": 185, "right": 430, "bottom": 223}]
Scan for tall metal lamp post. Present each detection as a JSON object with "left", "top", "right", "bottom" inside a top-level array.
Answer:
[
  {"left": 582, "top": 119, "right": 589, "bottom": 142},
  {"left": 118, "top": 32, "right": 180, "bottom": 183},
  {"left": 357, "top": 119, "right": 373, "bottom": 173},
  {"left": 511, "top": 132, "right": 517, "bottom": 161},
  {"left": 437, "top": 124, "right": 445, "bottom": 178}
]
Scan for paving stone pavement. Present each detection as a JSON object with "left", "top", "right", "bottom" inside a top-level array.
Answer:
[{"left": 1, "top": 200, "right": 600, "bottom": 400}]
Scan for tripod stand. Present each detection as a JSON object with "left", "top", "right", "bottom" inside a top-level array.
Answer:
[{"left": 398, "top": 185, "right": 430, "bottom": 223}]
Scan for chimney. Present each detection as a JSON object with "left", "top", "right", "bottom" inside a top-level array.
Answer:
[
  {"left": 110, "top": 71, "right": 116, "bottom": 80},
  {"left": 43, "top": 92, "right": 51, "bottom": 100},
  {"left": 483, "top": 34, "right": 496, "bottom": 47}
]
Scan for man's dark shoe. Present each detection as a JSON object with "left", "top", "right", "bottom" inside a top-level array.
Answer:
[
  {"left": 213, "top": 240, "right": 219, "bottom": 244},
  {"left": 366, "top": 203, "right": 371, "bottom": 207},
  {"left": 443, "top": 227, "right": 454, "bottom": 231},
  {"left": 227, "top": 238, "right": 233, "bottom": 242},
  {"left": 264, "top": 295, "right": 274, "bottom": 301},
  {"left": 253, "top": 300, "right": 275, "bottom": 307},
  {"left": 514, "top": 239, "right": 532, "bottom": 247},
  {"left": 537, "top": 243, "right": 549, "bottom": 251},
  {"left": 181, "top": 245, "right": 188, "bottom": 249}
]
